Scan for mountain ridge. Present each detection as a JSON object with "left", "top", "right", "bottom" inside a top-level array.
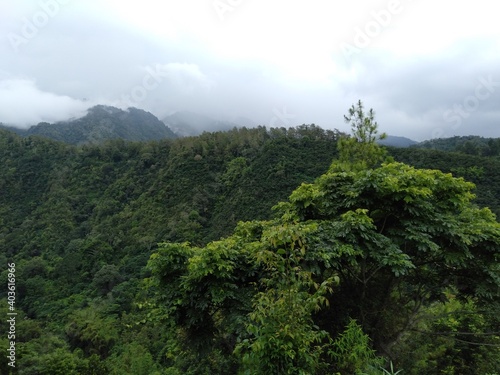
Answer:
[
  {"left": 2, "top": 106, "right": 498, "bottom": 149},
  {"left": 0, "top": 105, "right": 177, "bottom": 144},
  {"left": 378, "top": 135, "right": 418, "bottom": 147}
]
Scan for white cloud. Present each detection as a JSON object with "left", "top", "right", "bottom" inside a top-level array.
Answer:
[
  {"left": 156, "top": 63, "right": 214, "bottom": 94},
  {"left": 0, "top": 79, "right": 91, "bottom": 127},
  {"left": 0, "top": 0, "right": 499, "bottom": 139}
]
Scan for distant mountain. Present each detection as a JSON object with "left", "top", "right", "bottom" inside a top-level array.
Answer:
[
  {"left": 0, "top": 123, "right": 27, "bottom": 137},
  {"left": 162, "top": 111, "right": 240, "bottom": 137},
  {"left": 1, "top": 105, "right": 177, "bottom": 144},
  {"left": 413, "top": 136, "right": 500, "bottom": 157},
  {"left": 378, "top": 135, "right": 418, "bottom": 148}
]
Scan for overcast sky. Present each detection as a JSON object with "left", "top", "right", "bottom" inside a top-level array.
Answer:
[{"left": 1, "top": 0, "right": 499, "bottom": 140}]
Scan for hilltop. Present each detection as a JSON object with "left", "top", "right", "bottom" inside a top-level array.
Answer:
[{"left": 0, "top": 105, "right": 177, "bottom": 144}]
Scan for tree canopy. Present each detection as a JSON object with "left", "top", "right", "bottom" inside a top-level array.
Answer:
[
  {"left": 1, "top": 102, "right": 500, "bottom": 374},
  {"left": 147, "top": 102, "right": 500, "bottom": 374}
]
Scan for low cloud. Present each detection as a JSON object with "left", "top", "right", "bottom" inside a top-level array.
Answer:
[
  {"left": 158, "top": 63, "right": 214, "bottom": 94},
  {"left": 0, "top": 78, "right": 91, "bottom": 128},
  {"left": 114, "top": 62, "right": 215, "bottom": 117}
]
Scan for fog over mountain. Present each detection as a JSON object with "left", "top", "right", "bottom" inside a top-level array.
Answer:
[
  {"left": 1, "top": 105, "right": 177, "bottom": 144},
  {"left": 1, "top": 1, "right": 499, "bottom": 140}
]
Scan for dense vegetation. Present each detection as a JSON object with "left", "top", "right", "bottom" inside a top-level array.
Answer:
[
  {"left": 0, "top": 104, "right": 499, "bottom": 374},
  {"left": 1, "top": 105, "right": 177, "bottom": 144},
  {"left": 0, "top": 124, "right": 340, "bottom": 374},
  {"left": 389, "top": 147, "right": 500, "bottom": 216},
  {"left": 414, "top": 135, "right": 500, "bottom": 157}
]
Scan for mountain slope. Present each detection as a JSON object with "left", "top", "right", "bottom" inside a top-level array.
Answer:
[
  {"left": 1, "top": 105, "right": 177, "bottom": 144},
  {"left": 388, "top": 146, "right": 500, "bottom": 216},
  {"left": 0, "top": 125, "right": 499, "bottom": 373},
  {"left": 413, "top": 135, "right": 500, "bottom": 156},
  {"left": 378, "top": 135, "right": 418, "bottom": 147}
]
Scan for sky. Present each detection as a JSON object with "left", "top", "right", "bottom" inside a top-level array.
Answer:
[{"left": 0, "top": 0, "right": 499, "bottom": 140}]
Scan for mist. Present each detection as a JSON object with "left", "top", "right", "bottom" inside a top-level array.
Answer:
[
  {"left": 0, "top": 79, "right": 91, "bottom": 128},
  {"left": 1, "top": 1, "right": 499, "bottom": 140}
]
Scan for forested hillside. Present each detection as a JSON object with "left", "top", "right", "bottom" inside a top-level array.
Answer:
[
  {"left": 389, "top": 146, "right": 500, "bottom": 216},
  {"left": 1, "top": 105, "right": 177, "bottom": 144},
  {"left": 0, "top": 115, "right": 499, "bottom": 374},
  {"left": 414, "top": 135, "right": 500, "bottom": 157},
  {"left": 0, "top": 125, "right": 341, "bottom": 374}
]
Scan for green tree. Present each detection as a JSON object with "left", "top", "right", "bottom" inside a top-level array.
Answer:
[
  {"left": 92, "top": 264, "right": 123, "bottom": 296},
  {"left": 106, "top": 342, "right": 161, "bottom": 375},
  {"left": 287, "top": 161, "right": 500, "bottom": 357},
  {"left": 329, "top": 319, "right": 383, "bottom": 374},
  {"left": 338, "top": 100, "right": 387, "bottom": 168},
  {"left": 234, "top": 222, "right": 336, "bottom": 374},
  {"left": 3, "top": 108, "right": 500, "bottom": 374},
  {"left": 147, "top": 103, "right": 500, "bottom": 373},
  {"left": 65, "top": 305, "right": 119, "bottom": 358}
]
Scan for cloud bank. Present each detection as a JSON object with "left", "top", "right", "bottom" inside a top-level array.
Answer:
[
  {"left": 0, "top": 1, "right": 499, "bottom": 140},
  {"left": 0, "top": 79, "right": 91, "bottom": 128}
]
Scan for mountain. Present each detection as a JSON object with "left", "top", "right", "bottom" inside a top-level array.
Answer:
[
  {"left": 413, "top": 135, "right": 500, "bottom": 157},
  {"left": 377, "top": 135, "right": 418, "bottom": 147},
  {"left": 1, "top": 124, "right": 499, "bottom": 373},
  {"left": 1, "top": 105, "right": 177, "bottom": 144},
  {"left": 162, "top": 111, "right": 241, "bottom": 137}
]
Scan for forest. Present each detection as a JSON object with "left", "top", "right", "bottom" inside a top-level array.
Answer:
[{"left": 0, "top": 102, "right": 499, "bottom": 374}]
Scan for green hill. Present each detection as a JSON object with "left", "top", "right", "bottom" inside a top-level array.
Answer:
[
  {"left": 0, "top": 125, "right": 498, "bottom": 374},
  {"left": 1, "top": 105, "right": 177, "bottom": 144},
  {"left": 377, "top": 135, "right": 417, "bottom": 147},
  {"left": 388, "top": 146, "right": 500, "bottom": 216},
  {"left": 414, "top": 135, "right": 500, "bottom": 157}
]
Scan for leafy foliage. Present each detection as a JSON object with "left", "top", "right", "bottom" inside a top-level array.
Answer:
[
  {"left": 1, "top": 105, "right": 177, "bottom": 144},
  {"left": 146, "top": 103, "right": 500, "bottom": 373},
  {"left": 388, "top": 146, "right": 500, "bottom": 217},
  {"left": 1, "top": 105, "right": 500, "bottom": 374},
  {"left": 338, "top": 100, "right": 387, "bottom": 168},
  {"left": 329, "top": 319, "right": 383, "bottom": 374},
  {"left": 0, "top": 124, "right": 340, "bottom": 374},
  {"left": 414, "top": 135, "right": 500, "bottom": 157}
]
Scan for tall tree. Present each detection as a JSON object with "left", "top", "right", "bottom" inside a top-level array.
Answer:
[
  {"left": 147, "top": 103, "right": 500, "bottom": 373},
  {"left": 338, "top": 99, "right": 387, "bottom": 169}
]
